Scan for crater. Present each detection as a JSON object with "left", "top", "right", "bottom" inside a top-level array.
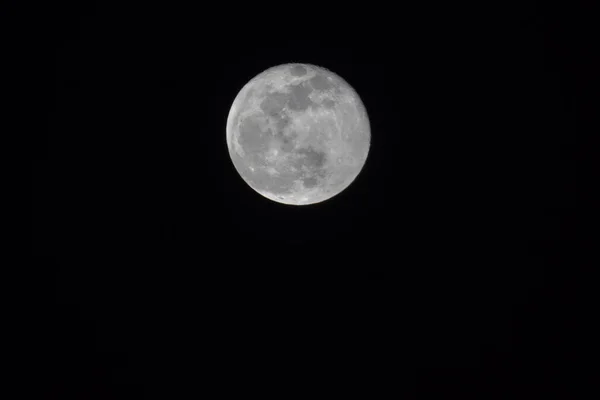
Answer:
[
  {"left": 279, "top": 133, "right": 297, "bottom": 152},
  {"left": 309, "top": 74, "right": 332, "bottom": 91},
  {"left": 289, "top": 64, "right": 307, "bottom": 77}
]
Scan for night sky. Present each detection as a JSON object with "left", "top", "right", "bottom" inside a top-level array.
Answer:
[{"left": 31, "top": 2, "right": 587, "bottom": 398}]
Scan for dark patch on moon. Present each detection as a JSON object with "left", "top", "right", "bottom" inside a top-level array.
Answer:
[
  {"left": 322, "top": 98, "right": 336, "bottom": 108},
  {"left": 293, "top": 146, "right": 327, "bottom": 170},
  {"left": 303, "top": 176, "right": 318, "bottom": 188},
  {"left": 280, "top": 134, "right": 297, "bottom": 153},
  {"left": 274, "top": 114, "right": 291, "bottom": 133},
  {"left": 259, "top": 91, "right": 289, "bottom": 117},
  {"left": 289, "top": 64, "right": 307, "bottom": 77},
  {"left": 238, "top": 116, "right": 270, "bottom": 154},
  {"left": 309, "top": 74, "right": 332, "bottom": 91},
  {"left": 287, "top": 82, "right": 314, "bottom": 111}
]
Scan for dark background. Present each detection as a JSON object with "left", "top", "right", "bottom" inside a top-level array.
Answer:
[{"left": 31, "top": 1, "right": 588, "bottom": 398}]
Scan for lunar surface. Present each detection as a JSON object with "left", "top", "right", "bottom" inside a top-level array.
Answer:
[{"left": 226, "top": 63, "right": 370, "bottom": 205}]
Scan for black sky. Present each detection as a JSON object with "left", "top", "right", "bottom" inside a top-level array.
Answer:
[{"left": 31, "top": 1, "right": 586, "bottom": 398}]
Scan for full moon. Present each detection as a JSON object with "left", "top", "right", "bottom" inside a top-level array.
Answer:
[{"left": 226, "top": 63, "right": 370, "bottom": 205}]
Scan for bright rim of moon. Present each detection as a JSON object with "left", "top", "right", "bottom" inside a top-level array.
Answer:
[{"left": 226, "top": 63, "right": 370, "bottom": 205}]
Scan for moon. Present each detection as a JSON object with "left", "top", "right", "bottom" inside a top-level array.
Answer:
[{"left": 226, "top": 63, "right": 370, "bottom": 205}]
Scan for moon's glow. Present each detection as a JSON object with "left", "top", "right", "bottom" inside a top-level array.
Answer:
[{"left": 226, "top": 63, "right": 370, "bottom": 205}]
